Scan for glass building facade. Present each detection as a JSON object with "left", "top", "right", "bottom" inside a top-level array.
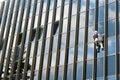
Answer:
[{"left": 0, "top": 0, "right": 120, "bottom": 80}]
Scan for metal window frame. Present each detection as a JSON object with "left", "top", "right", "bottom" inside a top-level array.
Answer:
[
  {"left": 37, "top": 0, "right": 51, "bottom": 79},
  {"left": 0, "top": 0, "right": 15, "bottom": 77}
]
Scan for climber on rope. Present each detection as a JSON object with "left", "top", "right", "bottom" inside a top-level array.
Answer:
[{"left": 93, "top": 31, "right": 104, "bottom": 53}]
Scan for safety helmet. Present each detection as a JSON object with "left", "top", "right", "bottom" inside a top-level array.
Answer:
[{"left": 94, "top": 31, "right": 98, "bottom": 34}]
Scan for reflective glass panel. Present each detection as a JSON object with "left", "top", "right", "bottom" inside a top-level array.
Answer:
[
  {"left": 78, "top": 45, "right": 84, "bottom": 62},
  {"left": 107, "top": 55, "right": 115, "bottom": 76},
  {"left": 50, "top": 68, "right": 55, "bottom": 80},
  {"left": 87, "top": 43, "right": 94, "bottom": 59},
  {"left": 58, "top": 66, "right": 64, "bottom": 80},
  {"left": 67, "top": 64, "right": 73, "bottom": 80},
  {"left": 80, "top": 0, "right": 86, "bottom": 12},
  {"left": 89, "top": 0, "right": 95, "bottom": 9},
  {"left": 97, "top": 57, "right": 103, "bottom": 77},
  {"left": 108, "top": 37, "right": 116, "bottom": 55},
  {"left": 76, "top": 62, "right": 82, "bottom": 80},
  {"left": 108, "top": 2, "right": 116, "bottom": 20},
  {"left": 69, "top": 31, "right": 75, "bottom": 48},
  {"left": 98, "top": 6, "right": 104, "bottom": 23},
  {"left": 68, "top": 47, "right": 74, "bottom": 64},
  {"left": 86, "top": 59, "right": 93, "bottom": 79}
]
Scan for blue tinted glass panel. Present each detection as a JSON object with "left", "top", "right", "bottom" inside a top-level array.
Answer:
[
  {"left": 107, "top": 76, "right": 116, "bottom": 80},
  {"left": 107, "top": 55, "right": 115, "bottom": 76},
  {"left": 108, "top": 37, "right": 116, "bottom": 55},
  {"left": 69, "top": 31, "right": 75, "bottom": 48},
  {"left": 51, "top": 53, "right": 56, "bottom": 67},
  {"left": 86, "top": 60, "right": 93, "bottom": 79},
  {"left": 78, "top": 28, "right": 84, "bottom": 45},
  {"left": 96, "top": 77, "right": 104, "bottom": 80},
  {"left": 58, "top": 66, "right": 64, "bottom": 80},
  {"left": 76, "top": 62, "right": 82, "bottom": 80},
  {"left": 89, "top": 9, "right": 95, "bottom": 26},
  {"left": 80, "top": 12, "right": 85, "bottom": 27},
  {"left": 108, "top": 20, "right": 115, "bottom": 37},
  {"left": 50, "top": 68, "right": 55, "bottom": 80},
  {"left": 87, "top": 43, "right": 94, "bottom": 59},
  {"left": 88, "top": 27, "right": 94, "bottom": 43},
  {"left": 98, "top": 6, "right": 104, "bottom": 23},
  {"left": 108, "top": 0, "right": 115, "bottom": 3},
  {"left": 99, "top": 0, "right": 105, "bottom": 6},
  {"left": 108, "top": 2, "right": 116, "bottom": 20},
  {"left": 68, "top": 48, "right": 74, "bottom": 64},
  {"left": 98, "top": 22, "right": 104, "bottom": 34},
  {"left": 41, "top": 70, "right": 46, "bottom": 80},
  {"left": 89, "top": 0, "right": 95, "bottom": 9},
  {"left": 67, "top": 64, "right": 73, "bottom": 80},
  {"left": 78, "top": 45, "right": 84, "bottom": 61},
  {"left": 59, "top": 50, "right": 65, "bottom": 65},
  {"left": 97, "top": 57, "right": 103, "bottom": 77},
  {"left": 80, "top": 0, "right": 86, "bottom": 12}
]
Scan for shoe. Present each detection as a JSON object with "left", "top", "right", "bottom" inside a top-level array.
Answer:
[
  {"left": 97, "top": 50, "right": 100, "bottom": 53},
  {"left": 101, "top": 48, "right": 104, "bottom": 51}
]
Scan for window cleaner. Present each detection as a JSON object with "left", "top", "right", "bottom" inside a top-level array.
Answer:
[{"left": 93, "top": 31, "right": 104, "bottom": 53}]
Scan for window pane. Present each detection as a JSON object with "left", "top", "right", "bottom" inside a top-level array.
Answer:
[
  {"left": 98, "top": 6, "right": 104, "bottom": 23},
  {"left": 89, "top": 0, "right": 95, "bottom": 9},
  {"left": 108, "top": 37, "right": 116, "bottom": 55},
  {"left": 97, "top": 57, "right": 104, "bottom": 77},
  {"left": 67, "top": 64, "right": 73, "bottom": 80},
  {"left": 68, "top": 48, "right": 74, "bottom": 64},
  {"left": 86, "top": 60, "right": 93, "bottom": 79},
  {"left": 50, "top": 68, "right": 55, "bottom": 80},
  {"left": 78, "top": 45, "right": 84, "bottom": 62},
  {"left": 108, "top": 2, "right": 116, "bottom": 20},
  {"left": 80, "top": 0, "right": 86, "bottom": 12},
  {"left": 87, "top": 43, "right": 94, "bottom": 59},
  {"left": 76, "top": 62, "right": 82, "bottom": 80},
  {"left": 107, "top": 55, "right": 115, "bottom": 76}
]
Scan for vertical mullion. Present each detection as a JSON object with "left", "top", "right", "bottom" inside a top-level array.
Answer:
[
  {"left": 37, "top": 0, "right": 51, "bottom": 79},
  {"left": 104, "top": 0, "right": 108, "bottom": 79},
  {"left": 116, "top": 0, "right": 119, "bottom": 79},
  {"left": 45, "top": 0, "right": 58, "bottom": 80},
  {"left": 29, "top": 0, "right": 44, "bottom": 79},
  {"left": 72, "top": 0, "right": 81, "bottom": 80},
  {"left": 0, "top": 0, "right": 15, "bottom": 77},
  {"left": 93, "top": 0, "right": 98, "bottom": 80},
  {"left": 3, "top": 0, "right": 20, "bottom": 79},
  {"left": 63, "top": 0, "right": 72, "bottom": 80},
  {"left": 16, "top": 0, "right": 37, "bottom": 79},
  {"left": 82, "top": 0, "right": 89, "bottom": 79},
  {"left": 54, "top": 0, "right": 65, "bottom": 80},
  {"left": 0, "top": 1, "right": 5, "bottom": 24},
  {"left": 0, "top": 0, "right": 10, "bottom": 42},
  {"left": 9, "top": 0, "right": 26, "bottom": 80}
]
